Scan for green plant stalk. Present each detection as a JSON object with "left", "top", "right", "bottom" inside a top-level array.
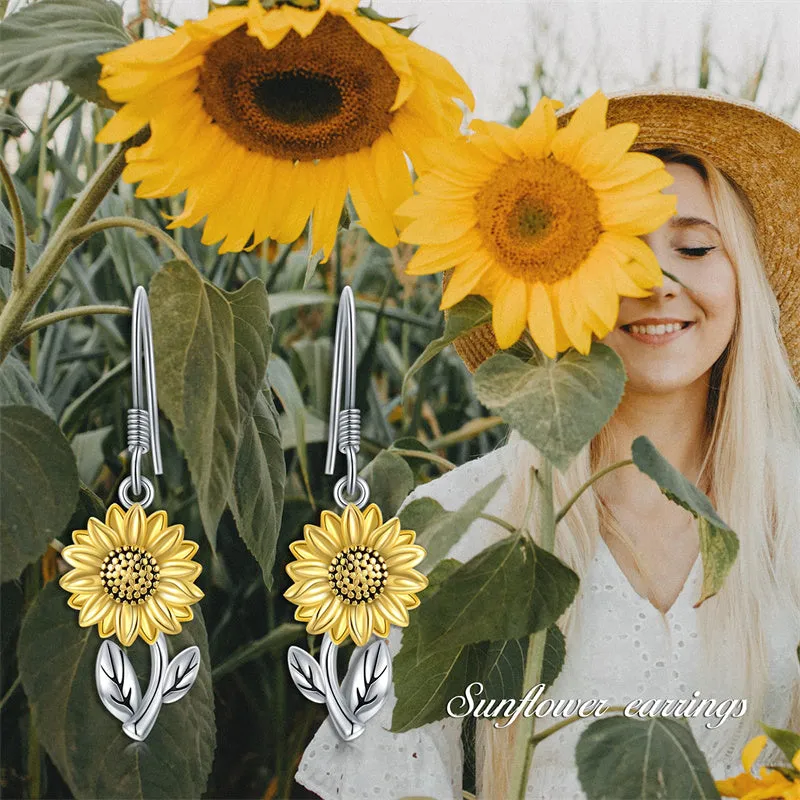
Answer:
[
  {"left": 0, "top": 158, "right": 26, "bottom": 292},
  {"left": 555, "top": 458, "right": 634, "bottom": 525},
  {"left": 509, "top": 459, "right": 555, "bottom": 800},
  {"left": 68, "top": 216, "right": 192, "bottom": 264},
  {"left": 14, "top": 305, "right": 131, "bottom": 344},
  {"left": 0, "top": 131, "right": 147, "bottom": 364},
  {"left": 35, "top": 85, "right": 53, "bottom": 223}
]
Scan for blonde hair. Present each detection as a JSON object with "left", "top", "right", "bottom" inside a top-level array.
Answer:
[{"left": 476, "top": 152, "right": 800, "bottom": 798}]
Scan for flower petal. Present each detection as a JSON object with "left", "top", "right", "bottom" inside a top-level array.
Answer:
[
  {"left": 78, "top": 592, "right": 114, "bottom": 628},
  {"left": 59, "top": 571, "right": 102, "bottom": 593},
  {"left": 492, "top": 278, "right": 528, "bottom": 349},
  {"left": 116, "top": 603, "right": 140, "bottom": 647},
  {"left": 348, "top": 602, "right": 373, "bottom": 647},
  {"left": 385, "top": 545, "right": 426, "bottom": 572},
  {"left": 386, "top": 572, "right": 428, "bottom": 593}
]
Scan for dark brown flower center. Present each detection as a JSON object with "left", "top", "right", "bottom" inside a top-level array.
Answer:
[
  {"left": 475, "top": 157, "right": 602, "bottom": 284},
  {"left": 100, "top": 545, "right": 160, "bottom": 605},
  {"left": 198, "top": 14, "right": 400, "bottom": 161},
  {"left": 328, "top": 546, "right": 387, "bottom": 605}
]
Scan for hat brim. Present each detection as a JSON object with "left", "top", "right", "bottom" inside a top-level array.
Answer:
[{"left": 450, "top": 89, "right": 800, "bottom": 382}]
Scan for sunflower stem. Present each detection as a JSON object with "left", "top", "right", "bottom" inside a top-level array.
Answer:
[
  {"left": 554, "top": 458, "right": 634, "bottom": 525},
  {"left": 509, "top": 459, "right": 555, "bottom": 800},
  {"left": 13, "top": 305, "right": 132, "bottom": 344},
  {"left": 68, "top": 216, "right": 193, "bottom": 265},
  {"left": 0, "top": 130, "right": 147, "bottom": 364},
  {"left": 0, "top": 158, "right": 27, "bottom": 293},
  {"left": 121, "top": 633, "right": 169, "bottom": 741}
]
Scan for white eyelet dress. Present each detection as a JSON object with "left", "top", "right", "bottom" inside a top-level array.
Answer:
[{"left": 296, "top": 439, "right": 800, "bottom": 800}]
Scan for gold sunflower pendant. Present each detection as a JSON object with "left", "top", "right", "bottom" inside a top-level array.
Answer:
[
  {"left": 285, "top": 503, "right": 427, "bottom": 646},
  {"left": 283, "top": 286, "right": 428, "bottom": 741},
  {"left": 96, "top": 0, "right": 473, "bottom": 259},
  {"left": 59, "top": 502, "right": 204, "bottom": 741},
  {"left": 57, "top": 286, "right": 205, "bottom": 742},
  {"left": 284, "top": 503, "right": 427, "bottom": 741}
]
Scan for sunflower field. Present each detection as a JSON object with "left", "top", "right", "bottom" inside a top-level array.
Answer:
[{"left": 0, "top": 0, "right": 797, "bottom": 799}]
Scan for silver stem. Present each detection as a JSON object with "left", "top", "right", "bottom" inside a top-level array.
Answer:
[
  {"left": 320, "top": 633, "right": 365, "bottom": 741},
  {"left": 121, "top": 634, "right": 169, "bottom": 742}
]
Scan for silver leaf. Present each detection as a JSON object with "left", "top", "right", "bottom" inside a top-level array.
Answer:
[
  {"left": 287, "top": 646, "right": 327, "bottom": 704},
  {"left": 161, "top": 646, "right": 200, "bottom": 705},
  {"left": 95, "top": 640, "right": 142, "bottom": 723},
  {"left": 341, "top": 639, "right": 391, "bottom": 723}
]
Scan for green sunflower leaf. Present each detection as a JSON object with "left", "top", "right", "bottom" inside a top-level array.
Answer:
[
  {"left": 402, "top": 295, "right": 493, "bottom": 408},
  {"left": 0, "top": 405, "right": 79, "bottom": 582},
  {"left": 0, "top": 0, "right": 130, "bottom": 96},
  {"left": 575, "top": 716, "right": 720, "bottom": 800},
  {"left": 473, "top": 345, "right": 626, "bottom": 472},
  {"left": 413, "top": 535, "right": 578, "bottom": 654},
  {"left": 229, "top": 389, "right": 285, "bottom": 589},
  {"left": 224, "top": 279, "right": 286, "bottom": 587},
  {"left": 760, "top": 723, "right": 800, "bottom": 766},
  {"left": 359, "top": 450, "right": 415, "bottom": 518},
  {"left": 398, "top": 474, "right": 506, "bottom": 572},
  {"left": 391, "top": 555, "right": 566, "bottom": 731},
  {"left": 151, "top": 261, "right": 239, "bottom": 550},
  {"left": 0, "top": 353, "right": 54, "bottom": 417},
  {"left": 18, "top": 582, "right": 215, "bottom": 799},
  {"left": 631, "top": 436, "right": 738, "bottom": 607}
]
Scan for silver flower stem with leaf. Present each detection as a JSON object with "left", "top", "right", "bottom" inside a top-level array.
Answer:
[
  {"left": 95, "top": 633, "right": 201, "bottom": 742},
  {"left": 288, "top": 633, "right": 392, "bottom": 741}
]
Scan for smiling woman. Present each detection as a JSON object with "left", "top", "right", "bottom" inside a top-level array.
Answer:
[{"left": 294, "top": 89, "right": 800, "bottom": 800}]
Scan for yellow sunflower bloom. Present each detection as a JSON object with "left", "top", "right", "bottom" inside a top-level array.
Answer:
[
  {"left": 96, "top": 0, "right": 473, "bottom": 260},
  {"left": 59, "top": 504, "right": 203, "bottom": 647},
  {"left": 284, "top": 503, "right": 427, "bottom": 647},
  {"left": 398, "top": 91, "right": 677, "bottom": 357},
  {"left": 716, "top": 735, "right": 800, "bottom": 799}
]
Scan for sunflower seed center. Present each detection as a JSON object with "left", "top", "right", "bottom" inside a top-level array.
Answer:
[
  {"left": 475, "top": 157, "right": 602, "bottom": 284},
  {"left": 100, "top": 545, "right": 160, "bottom": 605},
  {"left": 328, "top": 546, "right": 387, "bottom": 605},
  {"left": 198, "top": 15, "right": 400, "bottom": 161},
  {"left": 253, "top": 72, "right": 342, "bottom": 125}
]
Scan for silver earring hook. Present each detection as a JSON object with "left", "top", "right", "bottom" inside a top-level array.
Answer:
[
  {"left": 325, "top": 286, "right": 369, "bottom": 509},
  {"left": 119, "top": 286, "right": 163, "bottom": 509}
]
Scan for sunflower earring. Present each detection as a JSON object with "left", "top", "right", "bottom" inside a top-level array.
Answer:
[
  {"left": 284, "top": 286, "right": 428, "bottom": 741},
  {"left": 58, "top": 287, "right": 204, "bottom": 742}
]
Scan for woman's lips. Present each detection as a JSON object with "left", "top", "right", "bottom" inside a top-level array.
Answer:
[{"left": 620, "top": 321, "right": 694, "bottom": 345}]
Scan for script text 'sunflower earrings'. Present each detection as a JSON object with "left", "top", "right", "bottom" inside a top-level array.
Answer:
[
  {"left": 284, "top": 286, "right": 428, "bottom": 741},
  {"left": 58, "top": 287, "right": 204, "bottom": 742}
]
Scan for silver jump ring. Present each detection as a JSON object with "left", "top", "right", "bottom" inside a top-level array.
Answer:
[
  {"left": 119, "top": 476, "right": 155, "bottom": 510},
  {"left": 333, "top": 476, "right": 370, "bottom": 509}
]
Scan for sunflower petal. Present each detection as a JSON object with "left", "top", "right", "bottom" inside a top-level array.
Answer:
[
  {"left": 125, "top": 504, "right": 147, "bottom": 548},
  {"left": 311, "top": 158, "right": 348, "bottom": 261},
  {"left": 347, "top": 148, "right": 398, "bottom": 247},
  {"left": 573, "top": 123, "right": 639, "bottom": 179},
  {"left": 61, "top": 545, "right": 104, "bottom": 571},
  {"left": 742, "top": 735, "right": 768, "bottom": 772},
  {"left": 603, "top": 232, "right": 664, "bottom": 287},
  {"left": 492, "top": 278, "right": 528, "bottom": 349},
  {"left": 115, "top": 603, "right": 140, "bottom": 647},
  {"left": 366, "top": 518, "right": 401, "bottom": 553},
  {"left": 440, "top": 253, "right": 493, "bottom": 308},
  {"left": 517, "top": 96, "right": 560, "bottom": 159},
  {"left": 286, "top": 561, "right": 329, "bottom": 581},
  {"left": 384, "top": 545, "right": 426, "bottom": 571},
  {"left": 551, "top": 91, "right": 608, "bottom": 167},
  {"left": 308, "top": 596, "right": 341, "bottom": 635},
  {"left": 526, "top": 282, "right": 558, "bottom": 359},
  {"left": 386, "top": 572, "right": 428, "bottom": 593},
  {"left": 78, "top": 592, "right": 113, "bottom": 628},
  {"left": 348, "top": 602, "right": 373, "bottom": 647},
  {"left": 59, "top": 572, "right": 102, "bottom": 593}
]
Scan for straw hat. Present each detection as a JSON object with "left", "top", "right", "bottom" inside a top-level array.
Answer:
[{"left": 449, "top": 89, "right": 800, "bottom": 382}]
